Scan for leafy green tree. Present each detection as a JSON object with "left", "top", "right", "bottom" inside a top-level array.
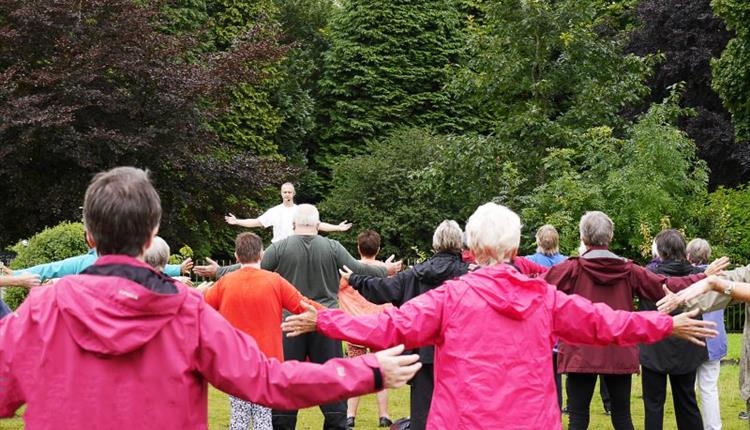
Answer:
[
  {"left": 316, "top": 0, "right": 469, "bottom": 168},
  {"left": 4, "top": 222, "right": 88, "bottom": 309},
  {"left": 320, "top": 129, "right": 521, "bottom": 258},
  {"left": 522, "top": 91, "right": 708, "bottom": 258},
  {"left": 456, "top": 0, "right": 652, "bottom": 184},
  {"left": 711, "top": 0, "right": 750, "bottom": 142}
]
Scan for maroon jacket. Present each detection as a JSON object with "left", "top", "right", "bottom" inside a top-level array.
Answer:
[{"left": 542, "top": 247, "right": 705, "bottom": 374}]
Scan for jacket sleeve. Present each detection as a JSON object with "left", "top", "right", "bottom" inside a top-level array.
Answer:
[
  {"left": 195, "top": 300, "right": 381, "bottom": 409},
  {"left": 333, "top": 242, "right": 387, "bottom": 277},
  {"left": 280, "top": 277, "right": 325, "bottom": 312},
  {"left": 216, "top": 263, "right": 241, "bottom": 279},
  {"left": 630, "top": 265, "right": 706, "bottom": 301},
  {"left": 162, "top": 264, "right": 182, "bottom": 277},
  {"left": 348, "top": 270, "right": 412, "bottom": 306},
  {"left": 0, "top": 304, "right": 29, "bottom": 416},
  {"left": 551, "top": 288, "right": 672, "bottom": 346},
  {"left": 15, "top": 253, "right": 95, "bottom": 281},
  {"left": 317, "top": 284, "right": 446, "bottom": 350},
  {"left": 684, "top": 265, "right": 750, "bottom": 313}
]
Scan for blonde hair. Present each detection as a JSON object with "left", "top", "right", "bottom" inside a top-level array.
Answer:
[
  {"left": 466, "top": 203, "right": 521, "bottom": 265},
  {"left": 535, "top": 224, "right": 560, "bottom": 256},
  {"left": 432, "top": 220, "right": 463, "bottom": 253}
]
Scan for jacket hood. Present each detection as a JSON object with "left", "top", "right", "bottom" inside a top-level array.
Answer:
[
  {"left": 464, "top": 264, "right": 547, "bottom": 320},
  {"left": 54, "top": 255, "right": 188, "bottom": 356},
  {"left": 650, "top": 259, "right": 702, "bottom": 277},
  {"left": 575, "top": 248, "right": 631, "bottom": 287},
  {"left": 413, "top": 251, "right": 468, "bottom": 285}
]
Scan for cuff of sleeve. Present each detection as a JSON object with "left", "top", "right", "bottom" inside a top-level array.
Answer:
[{"left": 361, "top": 354, "right": 383, "bottom": 390}]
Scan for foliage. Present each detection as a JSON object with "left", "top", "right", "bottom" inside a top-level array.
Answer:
[
  {"left": 0, "top": 0, "right": 291, "bottom": 251},
  {"left": 711, "top": 0, "right": 750, "bottom": 143},
  {"left": 627, "top": 0, "right": 748, "bottom": 188},
  {"left": 455, "top": 0, "right": 652, "bottom": 184},
  {"left": 521, "top": 91, "right": 708, "bottom": 259},
  {"left": 316, "top": 0, "right": 469, "bottom": 168},
  {"left": 689, "top": 185, "right": 750, "bottom": 267},
  {"left": 320, "top": 128, "right": 521, "bottom": 258},
  {"left": 4, "top": 222, "right": 88, "bottom": 309}
]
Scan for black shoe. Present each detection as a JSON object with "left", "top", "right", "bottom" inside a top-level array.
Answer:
[
  {"left": 378, "top": 417, "right": 393, "bottom": 427},
  {"left": 739, "top": 411, "right": 749, "bottom": 420},
  {"left": 346, "top": 416, "right": 355, "bottom": 428}
]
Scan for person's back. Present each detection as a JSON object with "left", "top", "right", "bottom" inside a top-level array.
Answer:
[{"left": 207, "top": 266, "right": 304, "bottom": 362}]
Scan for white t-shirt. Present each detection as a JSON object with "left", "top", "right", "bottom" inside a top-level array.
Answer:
[{"left": 257, "top": 203, "right": 297, "bottom": 242}]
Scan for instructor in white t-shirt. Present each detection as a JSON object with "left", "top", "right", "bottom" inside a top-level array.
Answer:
[{"left": 225, "top": 182, "right": 351, "bottom": 243}]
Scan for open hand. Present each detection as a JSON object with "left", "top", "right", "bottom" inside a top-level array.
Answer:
[
  {"left": 374, "top": 345, "right": 422, "bottom": 389},
  {"left": 180, "top": 257, "right": 194, "bottom": 275},
  {"left": 193, "top": 257, "right": 220, "bottom": 279},
  {"left": 339, "top": 265, "right": 354, "bottom": 281},
  {"left": 337, "top": 221, "right": 352, "bottom": 232},
  {"left": 225, "top": 213, "right": 238, "bottom": 225},
  {"left": 281, "top": 301, "right": 318, "bottom": 337},
  {"left": 704, "top": 256, "right": 730, "bottom": 276},
  {"left": 657, "top": 279, "right": 713, "bottom": 313},
  {"left": 385, "top": 258, "right": 402, "bottom": 276},
  {"left": 670, "top": 309, "right": 718, "bottom": 346}
]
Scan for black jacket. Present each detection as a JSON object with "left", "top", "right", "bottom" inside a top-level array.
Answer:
[
  {"left": 640, "top": 260, "right": 708, "bottom": 374},
  {"left": 348, "top": 251, "right": 469, "bottom": 364}
]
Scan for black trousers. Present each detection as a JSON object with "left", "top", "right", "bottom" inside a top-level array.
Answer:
[
  {"left": 567, "top": 373, "right": 634, "bottom": 430},
  {"left": 272, "top": 332, "right": 346, "bottom": 430},
  {"left": 409, "top": 364, "right": 434, "bottom": 430},
  {"left": 641, "top": 367, "right": 703, "bottom": 430}
]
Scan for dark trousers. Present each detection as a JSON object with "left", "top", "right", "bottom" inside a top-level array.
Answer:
[
  {"left": 553, "top": 352, "right": 563, "bottom": 408},
  {"left": 567, "top": 373, "right": 634, "bottom": 430},
  {"left": 409, "top": 364, "right": 433, "bottom": 430},
  {"left": 272, "top": 332, "right": 346, "bottom": 430},
  {"left": 641, "top": 367, "right": 703, "bottom": 430}
]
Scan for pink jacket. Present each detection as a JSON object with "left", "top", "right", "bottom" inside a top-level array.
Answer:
[
  {"left": 0, "top": 255, "right": 381, "bottom": 429},
  {"left": 319, "top": 264, "right": 673, "bottom": 429}
]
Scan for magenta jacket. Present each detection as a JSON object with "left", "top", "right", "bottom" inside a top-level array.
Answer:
[
  {"left": 318, "top": 264, "right": 672, "bottom": 429},
  {"left": 0, "top": 255, "right": 381, "bottom": 429}
]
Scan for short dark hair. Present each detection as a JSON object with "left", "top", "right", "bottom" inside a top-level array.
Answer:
[
  {"left": 235, "top": 232, "right": 263, "bottom": 264},
  {"left": 357, "top": 230, "right": 380, "bottom": 258},
  {"left": 84, "top": 167, "right": 161, "bottom": 257},
  {"left": 655, "top": 229, "right": 688, "bottom": 262}
]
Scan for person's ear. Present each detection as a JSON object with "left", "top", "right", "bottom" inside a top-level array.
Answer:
[
  {"left": 234, "top": 252, "right": 240, "bottom": 264},
  {"left": 85, "top": 230, "right": 96, "bottom": 249}
]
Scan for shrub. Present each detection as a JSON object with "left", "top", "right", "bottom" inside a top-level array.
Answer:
[{"left": 4, "top": 222, "right": 88, "bottom": 309}]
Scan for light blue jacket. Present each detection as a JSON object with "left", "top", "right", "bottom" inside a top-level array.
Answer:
[
  {"left": 16, "top": 249, "right": 182, "bottom": 281},
  {"left": 524, "top": 252, "right": 567, "bottom": 268}
]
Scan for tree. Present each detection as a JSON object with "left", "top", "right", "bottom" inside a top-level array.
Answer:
[
  {"left": 711, "top": 0, "right": 750, "bottom": 143},
  {"left": 0, "top": 0, "right": 291, "bottom": 252},
  {"left": 320, "top": 128, "right": 522, "bottom": 258},
  {"left": 316, "top": 0, "right": 469, "bottom": 169},
  {"left": 627, "top": 0, "right": 750, "bottom": 188},
  {"left": 522, "top": 91, "right": 708, "bottom": 258},
  {"left": 455, "top": 0, "right": 652, "bottom": 185}
]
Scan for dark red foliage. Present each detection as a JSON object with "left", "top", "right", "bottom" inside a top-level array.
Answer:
[
  {"left": 627, "top": 0, "right": 750, "bottom": 189},
  {"left": 0, "top": 0, "right": 292, "bottom": 249}
]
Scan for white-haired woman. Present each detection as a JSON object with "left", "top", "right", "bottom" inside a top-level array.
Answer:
[
  {"left": 340, "top": 219, "right": 468, "bottom": 430},
  {"left": 283, "top": 203, "right": 717, "bottom": 429}
]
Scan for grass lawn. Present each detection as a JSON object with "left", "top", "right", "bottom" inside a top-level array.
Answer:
[{"left": 1, "top": 334, "right": 748, "bottom": 429}]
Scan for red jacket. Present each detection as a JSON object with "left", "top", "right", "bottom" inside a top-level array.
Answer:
[
  {"left": 318, "top": 264, "right": 672, "bottom": 429},
  {"left": 542, "top": 247, "right": 705, "bottom": 374}
]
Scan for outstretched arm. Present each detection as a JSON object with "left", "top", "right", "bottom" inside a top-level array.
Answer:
[
  {"left": 225, "top": 213, "right": 264, "bottom": 228},
  {"left": 551, "top": 289, "right": 715, "bottom": 347},
  {"left": 283, "top": 285, "right": 447, "bottom": 351},
  {"left": 319, "top": 221, "right": 352, "bottom": 233},
  {"left": 196, "top": 302, "right": 419, "bottom": 409},
  {"left": 346, "top": 269, "right": 411, "bottom": 306}
]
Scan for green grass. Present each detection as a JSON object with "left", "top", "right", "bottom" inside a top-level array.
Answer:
[{"left": 1, "top": 334, "right": 747, "bottom": 429}]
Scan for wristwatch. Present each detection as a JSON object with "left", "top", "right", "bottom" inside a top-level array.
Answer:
[{"left": 724, "top": 281, "right": 735, "bottom": 296}]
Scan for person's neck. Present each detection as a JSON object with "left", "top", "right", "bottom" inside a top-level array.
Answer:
[
  {"left": 359, "top": 256, "right": 377, "bottom": 262},
  {"left": 294, "top": 226, "right": 318, "bottom": 236},
  {"left": 240, "top": 262, "right": 261, "bottom": 269},
  {"left": 282, "top": 200, "right": 295, "bottom": 207}
]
